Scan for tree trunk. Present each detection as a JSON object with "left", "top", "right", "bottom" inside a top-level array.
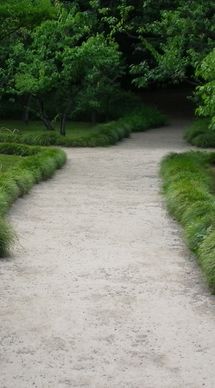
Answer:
[
  {"left": 22, "top": 94, "right": 32, "bottom": 124},
  {"left": 59, "top": 113, "right": 67, "bottom": 136},
  {"left": 38, "top": 98, "right": 54, "bottom": 131}
]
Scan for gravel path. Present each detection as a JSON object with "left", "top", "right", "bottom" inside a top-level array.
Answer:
[{"left": 0, "top": 120, "right": 215, "bottom": 388}]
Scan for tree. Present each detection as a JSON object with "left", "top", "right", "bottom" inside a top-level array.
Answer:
[
  {"left": 0, "top": 0, "right": 55, "bottom": 42},
  {"left": 0, "top": 0, "right": 56, "bottom": 120},
  {"left": 14, "top": 8, "right": 122, "bottom": 134},
  {"left": 195, "top": 49, "right": 215, "bottom": 130},
  {"left": 73, "top": 35, "right": 123, "bottom": 123},
  {"left": 130, "top": 0, "right": 215, "bottom": 87}
]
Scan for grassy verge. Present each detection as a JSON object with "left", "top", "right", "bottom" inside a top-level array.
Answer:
[
  {"left": 185, "top": 119, "right": 215, "bottom": 147},
  {"left": 160, "top": 151, "right": 215, "bottom": 293},
  {"left": 0, "top": 142, "right": 66, "bottom": 256},
  {"left": 0, "top": 105, "right": 166, "bottom": 147}
]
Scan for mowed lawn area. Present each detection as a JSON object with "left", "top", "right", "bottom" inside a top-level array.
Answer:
[
  {"left": 0, "top": 119, "right": 125, "bottom": 146},
  {"left": 0, "top": 120, "right": 99, "bottom": 137}
]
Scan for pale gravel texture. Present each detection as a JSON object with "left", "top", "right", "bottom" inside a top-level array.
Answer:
[{"left": 0, "top": 120, "right": 215, "bottom": 388}]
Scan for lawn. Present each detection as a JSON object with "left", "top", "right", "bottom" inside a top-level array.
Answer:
[
  {"left": 0, "top": 120, "right": 97, "bottom": 137},
  {"left": 0, "top": 104, "right": 167, "bottom": 147}
]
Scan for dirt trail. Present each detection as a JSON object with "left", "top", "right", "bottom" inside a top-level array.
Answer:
[{"left": 0, "top": 119, "right": 215, "bottom": 388}]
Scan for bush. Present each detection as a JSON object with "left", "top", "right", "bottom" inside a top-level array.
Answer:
[
  {"left": 185, "top": 119, "right": 215, "bottom": 147},
  {"left": 0, "top": 143, "right": 66, "bottom": 256},
  {"left": 160, "top": 151, "right": 215, "bottom": 293}
]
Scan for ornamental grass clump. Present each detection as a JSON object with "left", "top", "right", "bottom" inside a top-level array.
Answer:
[
  {"left": 0, "top": 143, "right": 66, "bottom": 256},
  {"left": 160, "top": 151, "right": 215, "bottom": 293}
]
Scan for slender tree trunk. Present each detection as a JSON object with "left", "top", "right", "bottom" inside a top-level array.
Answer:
[
  {"left": 38, "top": 97, "right": 54, "bottom": 131},
  {"left": 59, "top": 112, "right": 67, "bottom": 136}
]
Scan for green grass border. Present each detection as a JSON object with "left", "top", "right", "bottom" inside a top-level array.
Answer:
[
  {"left": 0, "top": 105, "right": 167, "bottom": 147},
  {"left": 160, "top": 151, "right": 215, "bottom": 293},
  {"left": 184, "top": 119, "right": 215, "bottom": 148},
  {"left": 0, "top": 142, "right": 66, "bottom": 256}
]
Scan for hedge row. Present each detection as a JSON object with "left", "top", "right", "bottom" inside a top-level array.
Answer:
[
  {"left": 160, "top": 151, "right": 215, "bottom": 293},
  {"left": 0, "top": 105, "right": 167, "bottom": 147},
  {"left": 185, "top": 119, "right": 215, "bottom": 148},
  {"left": 0, "top": 142, "right": 66, "bottom": 256}
]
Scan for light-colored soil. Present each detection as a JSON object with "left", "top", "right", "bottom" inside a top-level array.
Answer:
[{"left": 0, "top": 120, "right": 215, "bottom": 388}]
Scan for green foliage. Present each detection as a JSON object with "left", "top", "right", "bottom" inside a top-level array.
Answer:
[
  {"left": 1, "top": 0, "right": 213, "bottom": 128},
  {"left": 195, "top": 49, "right": 215, "bottom": 130},
  {"left": 130, "top": 0, "right": 215, "bottom": 87},
  {"left": 185, "top": 119, "right": 215, "bottom": 148},
  {"left": 0, "top": 142, "right": 66, "bottom": 256},
  {"left": 123, "top": 106, "right": 167, "bottom": 132},
  {"left": 0, "top": 0, "right": 55, "bottom": 41},
  {"left": 199, "top": 231, "right": 215, "bottom": 290},
  {"left": 0, "top": 218, "right": 14, "bottom": 257},
  {"left": 161, "top": 151, "right": 215, "bottom": 292},
  {"left": 0, "top": 0, "right": 56, "bottom": 104},
  {"left": 0, "top": 104, "right": 166, "bottom": 146},
  {"left": 0, "top": 154, "right": 22, "bottom": 172},
  {"left": 12, "top": 8, "right": 122, "bottom": 133}
]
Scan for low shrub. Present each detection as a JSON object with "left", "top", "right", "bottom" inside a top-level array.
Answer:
[
  {"left": 0, "top": 104, "right": 166, "bottom": 147},
  {"left": 0, "top": 143, "right": 66, "bottom": 256},
  {"left": 185, "top": 119, "right": 215, "bottom": 147},
  {"left": 123, "top": 105, "right": 167, "bottom": 132},
  {"left": 160, "top": 151, "right": 215, "bottom": 292}
]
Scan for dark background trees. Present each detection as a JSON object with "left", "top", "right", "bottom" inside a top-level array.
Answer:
[{"left": 0, "top": 0, "right": 214, "bottom": 131}]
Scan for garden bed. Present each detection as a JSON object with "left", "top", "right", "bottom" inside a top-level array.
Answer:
[
  {"left": 184, "top": 119, "right": 215, "bottom": 148},
  {"left": 160, "top": 151, "right": 215, "bottom": 293},
  {"left": 0, "top": 142, "right": 66, "bottom": 256}
]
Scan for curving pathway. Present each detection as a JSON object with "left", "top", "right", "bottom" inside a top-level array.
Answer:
[{"left": 0, "top": 119, "right": 215, "bottom": 388}]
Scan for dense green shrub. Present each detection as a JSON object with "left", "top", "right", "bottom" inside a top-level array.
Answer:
[
  {"left": 123, "top": 105, "right": 167, "bottom": 132},
  {"left": 160, "top": 151, "right": 215, "bottom": 292},
  {"left": 0, "top": 104, "right": 166, "bottom": 147},
  {"left": 195, "top": 49, "right": 215, "bottom": 131},
  {"left": 185, "top": 119, "right": 215, "bottom": 148},
  {"left": 0, "top": 143, "right": 66, "bottom": 256}
]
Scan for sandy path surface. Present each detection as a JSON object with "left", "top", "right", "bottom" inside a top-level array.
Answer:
[{"left": 0, "top": 120, "right": 215, "bottom": 388}]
